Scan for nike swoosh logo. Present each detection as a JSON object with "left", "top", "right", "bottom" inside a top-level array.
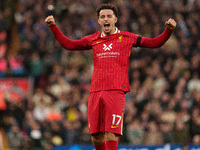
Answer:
[{"left": 111, "top": 126, "right": 119, "bottom": 129}]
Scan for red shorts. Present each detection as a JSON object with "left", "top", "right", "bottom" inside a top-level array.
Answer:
[{"left": 88, "top": 90, "right": 126, "bottom": 135}]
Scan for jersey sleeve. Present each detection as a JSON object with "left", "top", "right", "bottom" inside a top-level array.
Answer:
[
  {"left": 138, "top": 28, "right": 173, "bottom": 48},
  {"left": 49, "top": 24, "right": 91, "bottom": 50}
]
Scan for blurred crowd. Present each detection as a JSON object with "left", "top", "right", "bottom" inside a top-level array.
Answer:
[{"left": 1, "top": 0, "right": 200, "bottom": 149}]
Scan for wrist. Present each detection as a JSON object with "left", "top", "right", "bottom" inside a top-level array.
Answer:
[{"left": 48, "top": 23, "right": 55, "bottom": 27}]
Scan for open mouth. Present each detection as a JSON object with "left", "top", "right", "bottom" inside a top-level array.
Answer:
[{"left": 104, "top": 23, "right": 110, "bottom": 27}]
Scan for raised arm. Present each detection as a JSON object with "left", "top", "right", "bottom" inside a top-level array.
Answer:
[
  {"left": 139, "top": 18, "right": 177, "bottom": 48},
  {"left": 45, "top": 15, "right": 91, "bottom": 50}
]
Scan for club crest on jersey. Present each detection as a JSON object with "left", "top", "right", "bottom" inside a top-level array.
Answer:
[
  {"left": 103, "top": 43, "right": 113, "bottom": 51},
  {"left": 117, "top": 35, "right": 123, "bottom": 42}
]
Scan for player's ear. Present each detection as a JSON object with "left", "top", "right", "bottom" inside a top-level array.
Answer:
[{"left": 115, "top": 17, "right": 118, "bottom": 23}]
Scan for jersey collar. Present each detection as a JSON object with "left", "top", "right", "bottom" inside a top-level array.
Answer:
[{"left": 101, "top": 27, "right": 120, "bottom": 37}]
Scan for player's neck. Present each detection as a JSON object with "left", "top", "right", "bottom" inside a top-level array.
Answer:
[{"left": 101, "top": 27, "right": 120, "bottom": 37}]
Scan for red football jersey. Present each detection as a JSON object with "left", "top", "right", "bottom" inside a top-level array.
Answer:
[
  {"left": 83, "top": 31, "right": 139, "bottom": 93},
  {"left": 50, "top": 25, "right": 173, "bottom": 93}
]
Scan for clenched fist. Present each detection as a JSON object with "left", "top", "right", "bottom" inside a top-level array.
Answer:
[
  {"left": 165, "top": 18, "right": 177, "bottom": 30},
  {"left": 45, "top": 15, "right": 55, "bottom": 26}
]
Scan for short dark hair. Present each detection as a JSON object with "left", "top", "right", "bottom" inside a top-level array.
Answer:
[{"left": 96, "top": 3, "right": 118, "bottom": 18}]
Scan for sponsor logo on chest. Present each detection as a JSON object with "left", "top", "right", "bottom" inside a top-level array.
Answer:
[
  {"left": 96, "top": 42, "right": 120, "bottom": 59},
  {"left": 103, "top": 43, "right": 113, "bottom": 51}
]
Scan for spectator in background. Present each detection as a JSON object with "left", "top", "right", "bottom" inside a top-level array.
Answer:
[
  {"left": 8, "top": 53, "right": 27, "bottom": 77},
  {"left": 2, "top": 0, "right": 15, "bottom": 44},
  {"left": 32, "top": 88, "right": 52, "bottom": 108},
  {"left": 189, "top": 106, "right": 200, "bottom": 140},
  {"left": 0, "top": 10, "right": 8, "bottom": 78},
  {"left": 0, "top": 10, "right": 6, "bottom": 31},
  {"left": 63, "top": 120, "right": 80, "bottom": 145},
  {"left": 187, "top": 72, "right": 200, "bottom": 93},
  {"left": 50, "top": 76, "right": 71, "bottom": 99},
  {"left": 7, "top": 124, "right": 23, "bottom": 150},
  {"left": 33, "top": 100, "right": 49, "bottom": 122},
  {"left": 160, "top": 121, "right": 174, "bottom": 144},
  {"left": 173, "top": 120, "right": 190, "bottom": 145},
  {"left": 79, "top": 124, "right": 92, "bottom": 144},
  {"left": 29, "top": 52, "right": 44, "bottom": 87},
  {"left": 29, "top": 121, "right": 43, "bottom": 150},
  {"left": 192, "top": 134, "right": 200, "bottom": 145},
  {"left": 50, "top": 121, "right": 65, "bottom": 146},
  {"left": 143, "top": 121, "right": 163, "bottom": 145},
  {"left": 126, "top": 118, "right": 144, "bottom": 145},
  {"left": 0, "top": 54, "right": 7, "bottom": 77}
]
